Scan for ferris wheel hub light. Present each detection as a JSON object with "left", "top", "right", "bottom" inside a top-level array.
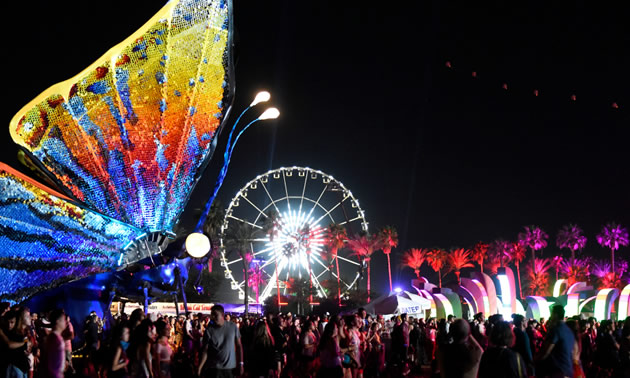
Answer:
[{"left": 186, "top": 232, "right": 211, "bottom": 258}]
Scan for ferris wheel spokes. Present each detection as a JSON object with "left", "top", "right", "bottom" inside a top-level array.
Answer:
[
  {"left": 298, "top": 172, "right": 308, "bottom": 214},
  {"left": 282, "top": 170, "right": 291, "bottom": 213},
  {"left": 259, "top": 180, "right": 282, "bottom": 214},
  {"left": 221, "top": 167, "right": 369, "bottom": 303},
  {"left": 313, "top": 194, "right": 350, "bottom": 225},
  {"left": 226, "top": 214, "right": 262, "bottom": 229}
]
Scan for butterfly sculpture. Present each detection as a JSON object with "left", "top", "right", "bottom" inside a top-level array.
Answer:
[{"left": 0, "top": 0, "right": 234, "bottom": 304}]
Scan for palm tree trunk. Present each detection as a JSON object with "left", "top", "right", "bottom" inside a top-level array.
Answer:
[
  {"left": 480, "top": 257, "right": 484, "bottom": 273},
  {"left": 243, "top": 266, "right": 249, "bottom": 316},
  {"left": 386, "top": 250, "right": 393, "bottom": 292},
  {"left": 532, "top": 250, "right": 536, "bottom": 275},
  {"left": 455, "top": 271, "right": 461, "bottom": 285},
  {"left": 516, "top": 262, "right": 522, "bottom": 298},
  {"left": 307, "top": 252, "right": 313, "bottom": 305},
  {"left": 367, "top": 259, "right": 371, "bottom": 303},
  {"left": 335, "top": 255, "right": 342, "bottom": 307},
  {"left": 612, "top": 249, "right": 615, "bottom": 275},
  {"left": 438, "top": 268, "right": 442, "bottom": 288},
  {"left": 414, "top": 269, "right": 420, "bottom": 279},
  {"left": 275, "top": 258, "right": 281, "bottom": 312}
]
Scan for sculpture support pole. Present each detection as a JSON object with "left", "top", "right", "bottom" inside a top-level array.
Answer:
[
  {"left": 143, "top": 287, "right": 149, "bottom": 315},
  {"left": 174, "top": 294, "right": 180, "bottom": 317},
  {"left": 175, "top": 267, "right": 189, "bottom": 315}
]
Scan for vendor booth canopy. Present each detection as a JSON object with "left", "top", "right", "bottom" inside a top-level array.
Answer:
[{"left": 365, "top": 292, "right": 431, "bottom": 316}]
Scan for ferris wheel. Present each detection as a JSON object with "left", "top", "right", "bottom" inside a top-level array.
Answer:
[{"left": 219, "top": 167, "right": 369, "bottom": 303}]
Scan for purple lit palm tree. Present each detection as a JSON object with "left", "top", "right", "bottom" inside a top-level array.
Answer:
[
  {"left": 490, "top": 239, "right": 512, "bottom": 268},
  {"left": 508, "top": 242, "right": 527, "bottom": 298},
  {"left": 556, "top": 224, "right": 587, "bottom": 263},
  {"left": 560, "top": 258, "right": 589, "bottom": 286},
  {"left": 518, "top": 226, "right": 548, "bottom": 274},
  {"left": 551, "top": 255, "right": 563, "bottom": 281},
  {"left": 596, "top": 223, "right": 629, "bottom": 274}
]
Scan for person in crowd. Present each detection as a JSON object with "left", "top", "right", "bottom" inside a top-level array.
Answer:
[
  {"left": 438, "top": 318, "right": 482, "bottom": 378},
  {"left": 511, "top": 314, "right": 534, "bottom": 376},
  {"left": 566, "top": 319, "right": 586, "bottom": 378},
  {"left": 341, "top": 314, "right": 362, "bottom": 378},
  {"left": 40, "top": 309, "right": 67, "bottom": 378},
  {"left": 155, "top": 319, "right": 173, "bottom": 378},
  {"left": 301, "top": 319, "right": 318, "bottom": 377},
  {"left": 128, "top": 319, "right": 157, "bottom": 378},
  {"left": 536, "top": 304, "right": 575, "bottom": 378},
  {"left": 594, "top": 319, "right": 620, "bottom": 375},
  {"left": 472, "top": 312, "right": 488, "bottom": 350},
  {"left": 479, "top": 320, "right": 527, "bottom": 378},
  {"left": 197, "top": 305, "right": 243, "bottom": 378},
  {"left": 5, "top": 307, "right": 32, "bottom": 378},
  {"left": 248, "top": 319, "right": 277, "bottom": 378},
  {"left": 317, "top": 321, "right": 344, "bottom": 378},
  {"left": 61, "top": 315, "right": 74, "bottom": 375},
  {"left": 109, "top": 325, "right": 130, "bottom": 378},
  {"left": 365, "top": 321, "right": 385, "bottom": 377}
]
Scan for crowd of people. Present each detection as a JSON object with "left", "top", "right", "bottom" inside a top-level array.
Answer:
[{"left": 4, "top": 301, "right": 630, "bottom": 377}]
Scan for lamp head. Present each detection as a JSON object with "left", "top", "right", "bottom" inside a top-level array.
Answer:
[
  {"left": 250, "top": 91, "right": 271, "bottom": 107},
  {"left": 186, "top": 232, "right": 211, "bottom": 258},
  {"left": 258, "top": 107, "right": 280, "bottom": 120}
]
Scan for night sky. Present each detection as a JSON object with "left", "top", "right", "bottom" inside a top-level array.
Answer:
[{"left": 1, "top": 0, "right": 629, "bottom": 296}]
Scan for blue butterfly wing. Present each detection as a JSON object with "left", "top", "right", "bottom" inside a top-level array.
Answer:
[{"left": 0, "top": 163, "right": 147, "bottom": 304}]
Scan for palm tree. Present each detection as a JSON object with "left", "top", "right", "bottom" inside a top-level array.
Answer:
[
  {"left": 556, "top": 224, "right": 587, "bottom": 262},
  {"left": 376, "top": 226, "right": 399, "bottom": 292},
  {"left": 471, "top": 242, "right": 489, "bottom": 273},
  {"left": 490, "top": 240, "right": 512, "bottom": 268},
  {"left": 189, "top": 201, "right": 223, "bottom": 277},
  {"left": 485, "top": 242, "right": 512, "bottom": 275},
  {"left": 526, "top": 258, "right": 552, "bottom": 296},
  {"left": 224, "top": 223, "right": 260, "bottom": 316},
  {"left": 347, "top": 233, "right": 377, "bottom": 302},
  {"left": 560, "top": 258, "right": 589, "bottom": 286},
  {"left": 260, "top": 209, "right": 280, "bottom": 241},
  {"left": 325, "top": 224, "right": 347, "bottom": 306},
  {"left": 508, "top": 242, "right": 527, "bottom": 298},
  {"left": 596, "top": 223, "right": 629, "bottom": 274},
  {"left": 401, "top": 248, "right": 428, "bottom": 279},
  {"left": 427, "top": 248, "right": 448, "bottom": 288},
  {"left": 551, "top": 256, "right": 563, "bottom": 281},
  {"left": 446, "top": 248, "right": 474, "bottom": 284},
  {"left": 518, "top": 226, "right": 549, "bottom": 273},
  {"left": 248, "top": 264, "right": 265, "bottom": 304}
]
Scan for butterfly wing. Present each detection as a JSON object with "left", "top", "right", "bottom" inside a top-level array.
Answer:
[
  {"left": 0, "top": 163, "right": 152, "bottom": 304},
  {"left": 10, "top": 0, "right": 233, "bottom": 233}
]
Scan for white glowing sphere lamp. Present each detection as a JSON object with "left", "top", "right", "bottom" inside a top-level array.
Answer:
[{"left": 186, "top": 232, "right": 211, "bottom": 258}]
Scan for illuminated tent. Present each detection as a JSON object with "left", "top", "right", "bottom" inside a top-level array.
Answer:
[{"left": 365, "top": 293, "right": 431, "bottom": 316}]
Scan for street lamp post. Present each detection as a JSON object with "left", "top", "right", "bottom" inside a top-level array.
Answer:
[{"left": 193, "top": 93, "right": 279, "bottom": 235}]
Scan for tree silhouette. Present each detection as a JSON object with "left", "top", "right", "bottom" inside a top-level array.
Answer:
[
  {"left": 401, "top": 248, "right": 428, "bottom": 279},
  {"left": 376, "top": 226, "right": 399, "bottom": 292},
  {"left": 596, "top": 223, "right": 629, "bottom": 274},
  {"left": 446, "top": 248, "right": 474, "bottom": 284}
]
